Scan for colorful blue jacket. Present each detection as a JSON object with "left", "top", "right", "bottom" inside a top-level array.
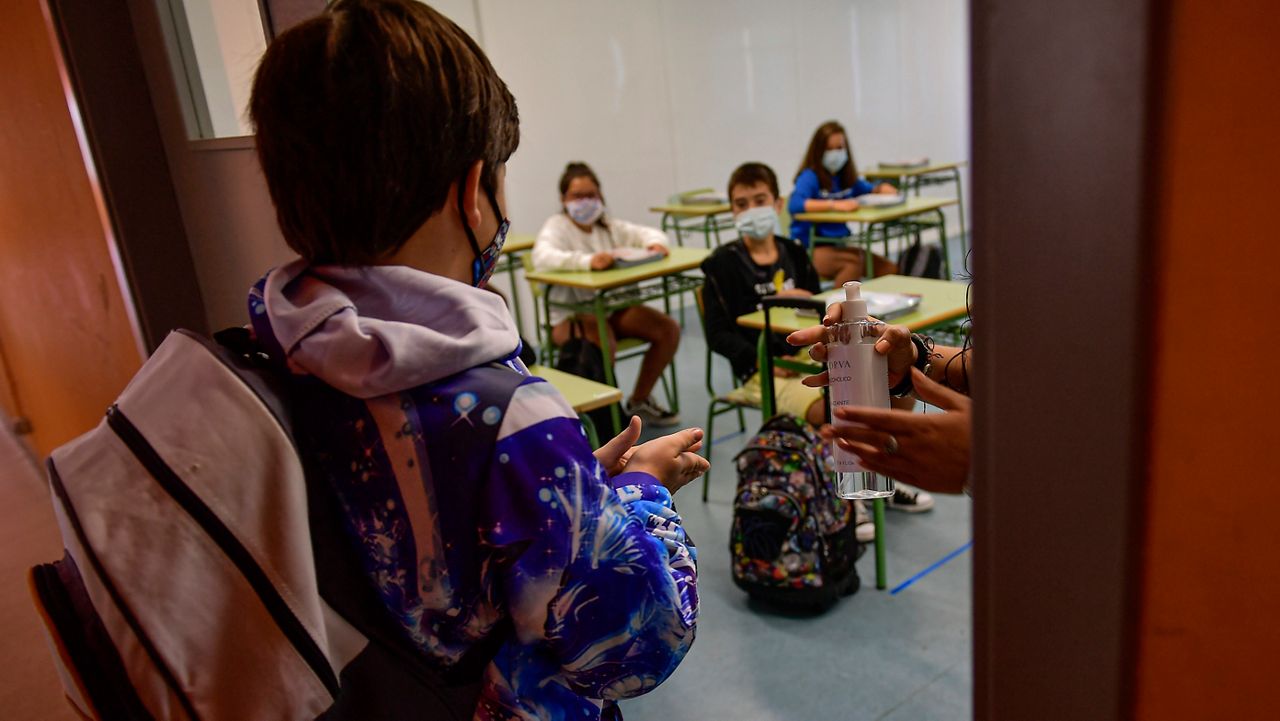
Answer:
[{"left": 250, "top": 262, "right": 698, "bottom": 720}]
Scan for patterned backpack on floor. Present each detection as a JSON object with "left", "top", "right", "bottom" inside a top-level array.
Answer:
[{"left": 730, "top": 414, "right": 861, "bottom": 609}]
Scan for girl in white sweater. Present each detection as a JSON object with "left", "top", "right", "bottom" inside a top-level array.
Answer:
[{"left": 532, "top": 162, "right": 681, "bottom": 426}]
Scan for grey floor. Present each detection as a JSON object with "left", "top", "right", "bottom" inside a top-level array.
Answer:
[{"left": 609, "top": 245, "right": 973, "bottom": 721}]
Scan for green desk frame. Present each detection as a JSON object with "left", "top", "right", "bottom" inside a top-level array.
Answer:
[
  {"left": 526, "top": 247, "right": 708, "bottom": 434},
  {"left": 866, "top": 162, "right": 967, "bottom": 249},
  {"left": 795, "top": 197, "right": 959, "bottom": 280}
]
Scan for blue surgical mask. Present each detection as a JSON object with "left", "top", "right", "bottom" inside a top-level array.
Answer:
[
  {"left": 462, "top": 183, "right": 510, "bottom": 287},
  {"left": 564, "top": 197, "right": 604, "bottom": 225},
  {"left": 822, "top": 148, "right": 849, "bottom": 174},
  {"left": 735, "top": 205, "right": 778, "bottom": 241}
]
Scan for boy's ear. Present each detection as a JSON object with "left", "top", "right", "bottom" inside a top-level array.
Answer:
[
  {"left": 773, "top": 196, "right": 784, "bottom": 213},
  {"left": 461, "top": 160, "right": 485, "bottom": 230}
]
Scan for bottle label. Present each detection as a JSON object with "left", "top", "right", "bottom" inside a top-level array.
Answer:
[{"left": 827, "top": 329, "right": 889, "bottom": 473}]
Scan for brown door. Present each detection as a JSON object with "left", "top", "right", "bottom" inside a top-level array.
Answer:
[{"left": 0, "top": 0, "right": 145, "bottom": 456}]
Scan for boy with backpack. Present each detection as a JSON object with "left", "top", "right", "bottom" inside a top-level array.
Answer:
[{"left": 245, "top": 1, "right": 706, "bottom": 718}]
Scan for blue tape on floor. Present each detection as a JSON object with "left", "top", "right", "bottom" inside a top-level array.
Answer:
[
  {"left": 889, "top": 540, "right": 973, "bottom": 596},
  {"left": 711, "top": 430, "right": 746, "bottom": 446}
]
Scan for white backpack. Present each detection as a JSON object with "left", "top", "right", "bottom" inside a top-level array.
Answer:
[{"left": 30, "top": 329, "right": 503, "bottom": 720}]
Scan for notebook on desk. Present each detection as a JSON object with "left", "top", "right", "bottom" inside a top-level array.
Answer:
[{"left": 610, "top": 247, "right": 664, "bottom": 269}]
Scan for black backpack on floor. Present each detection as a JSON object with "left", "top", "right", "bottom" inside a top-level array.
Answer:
[
  {"left": 898, "top": 241, "right": 946, "bottom": 279},
  {"left": 730, "top": 415, "right": 861, "bottom": 610}
]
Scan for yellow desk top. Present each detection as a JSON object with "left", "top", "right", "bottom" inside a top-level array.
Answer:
[
  {"left": 793, "top": 196, "right": 957, "bottom": 225},
  {"left": 864, "top": 161, "right": 966, "bottom": 179},
  {"left": 524, "top": 246, "right": 709, "bottom": 291},
  {"left": 648, "top": 203, "right": 732, "bottom": 217},
  {"left": 502, "top": 233, "right": 535, "bottom": 254},
  {"left": 735, "top": 275, "right": 969, "bottom": 335},
  {"left": 529, "top": 365, "right": 622, "bottom": 413}
]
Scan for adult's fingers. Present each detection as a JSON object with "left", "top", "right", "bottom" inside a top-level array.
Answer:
[
  {"left": 786, "top": 325, "right": 827, "bottom": 349},
  {"left": 834, "top": 438, "right": 916, "bottom": 481},
  {"left": 832, "top": 406, "right": 922, "bottom": 434},
  {"left": 800, "top": 370, "right": 830, "bottom": 388},
  {"left": 807, "top": 343, "right": 829, "bottom": 363},
  {"left": 820, "top": 424, "right": 891, "bottom": 447},
  {"left": 911, "top": 368, "right": 970, "bottom": 411},
  {"left": 872, "top": 323, "right": 912, "bottom": 356}
]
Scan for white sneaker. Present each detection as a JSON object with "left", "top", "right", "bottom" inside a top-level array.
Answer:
[
  {"left": 887, "top": 485, "right": 935, "bottom": 513},
  {"left": 626, "top": 397, "right": 680, "bottom": 428},
  {"left": 854, "top": 500, "right": 874, "bottom": 543}
]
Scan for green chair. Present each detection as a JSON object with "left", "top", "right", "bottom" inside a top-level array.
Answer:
[{"left": 694, "top": 285, "right": 760, "bottom": 502}]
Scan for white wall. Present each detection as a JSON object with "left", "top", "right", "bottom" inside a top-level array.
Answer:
[
  {"left": 462, "top": 0, "right": 969, "bottom": 238},
  {"left": 433, "top": 0, "right": 969, "bottom": 336}
]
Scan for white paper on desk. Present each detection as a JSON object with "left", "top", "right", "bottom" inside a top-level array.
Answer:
[
  {"left": 878, "top": 157, "right": 930, "bottom": 169},
  {"left": 862, "top": 291, "right": 921, "bottom": 320},
  {"left": 854, "top": 193, "right": 907, "bottom": 207}
]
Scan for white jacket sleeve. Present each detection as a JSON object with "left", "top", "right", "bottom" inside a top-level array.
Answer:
[
  {"left": 609, "top": 219, "right": 670, "bottom": 250},
  {"left": 532, "top": 215, "right": 594, "bottom": 271}
]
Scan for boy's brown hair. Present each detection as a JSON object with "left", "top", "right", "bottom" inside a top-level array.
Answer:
[
  {"left": 727, "top": 162, "right": 780, "bottom": 201},
  {"left": 250, "top": 0, "right": 519, "bottom": 265}
]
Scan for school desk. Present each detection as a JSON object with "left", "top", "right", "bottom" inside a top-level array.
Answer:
[
  {"left": 528, "top": 364, "right": 623, "bottom": 449},
  {"left": 794, "top": 197, "right": 959, "bottom": 279},
  {"left": 496, "top": 233, "right": 535, "bottom": 331},
  {"left": 525, "top": 246, "right": 709, "bottom": 433},
  {"left": 865, "top": 161, "right": 968, "bottom": 246}
]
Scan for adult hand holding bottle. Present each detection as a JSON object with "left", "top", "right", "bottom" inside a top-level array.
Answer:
[{"left": 785, "top": 301, "right": 975, "bottom": 495}]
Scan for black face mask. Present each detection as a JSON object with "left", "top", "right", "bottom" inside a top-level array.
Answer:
[{"left": 459, "top": 180, "right": 510, "bottom": 287}]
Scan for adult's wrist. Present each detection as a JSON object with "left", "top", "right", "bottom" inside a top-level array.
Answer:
[{"left": 890, "top": 334, "right": 932, "bottom": 398}]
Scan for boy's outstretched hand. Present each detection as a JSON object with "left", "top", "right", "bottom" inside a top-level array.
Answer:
[{"left": 595, "top": 416, "right": 709, "bottom": 494}]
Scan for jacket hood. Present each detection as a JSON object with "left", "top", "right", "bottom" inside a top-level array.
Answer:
[{"left": 249, "top": 260, "right": 520, "bottom": 398}]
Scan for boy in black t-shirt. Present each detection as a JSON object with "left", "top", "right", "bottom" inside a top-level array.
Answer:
[{"left": 701, "top": 162, "right": 826, "bottom": 426}]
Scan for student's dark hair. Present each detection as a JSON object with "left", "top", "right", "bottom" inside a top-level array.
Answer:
[
  {"left": 558, "top": 162, "right": 608, "bottom": 227},
  {"left": 727, "top": 162, "right": 779, "bottom": 201},
  {"left": 250, "top": 0, "right": 520, "bottom": 265},
  {"left": 796, "top": 120, "right": 857, "bottom": 191}
]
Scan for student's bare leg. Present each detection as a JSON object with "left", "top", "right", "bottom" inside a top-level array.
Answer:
[
  {"left": 872, "top": 253, "right": 898, "bottom": 277},
  {"left": 813, "top": 246, "right": 865, "bottom": 286},
  {"left": 608, "top": 305, "right": 680, "bottom": 403}
]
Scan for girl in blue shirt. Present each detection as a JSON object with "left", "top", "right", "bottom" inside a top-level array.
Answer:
[{"left": 788, "top": 121, "right": 898, "bottom": 285}]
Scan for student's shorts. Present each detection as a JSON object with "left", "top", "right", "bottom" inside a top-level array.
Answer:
[{"left": 726, "top": 371, "right": 823, "bottom": 421}]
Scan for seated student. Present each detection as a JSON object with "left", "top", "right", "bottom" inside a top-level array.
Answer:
[
  {"left": 245, "top": 2, "right": 705, "bottom": 718},
  {"left": 705, "top": 162, "right": 933, "bottom": 513},
  {"left": 788, "top": 120, "right": 899, "bottom": 285},
  {"left": 532, "top": 162, "right": 682, "bottom": 427},
  {"left": 703, "top": 162, "right": 827, "bottom": 427}
]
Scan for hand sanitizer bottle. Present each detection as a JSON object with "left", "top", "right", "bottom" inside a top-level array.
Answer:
[{"left": 826, "top": 281, "right": 894, "bottom": 499}]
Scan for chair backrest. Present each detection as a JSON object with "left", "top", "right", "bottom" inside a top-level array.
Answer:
[{"left": 693, "top": 285, "right": 721, "bottom": 396}]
